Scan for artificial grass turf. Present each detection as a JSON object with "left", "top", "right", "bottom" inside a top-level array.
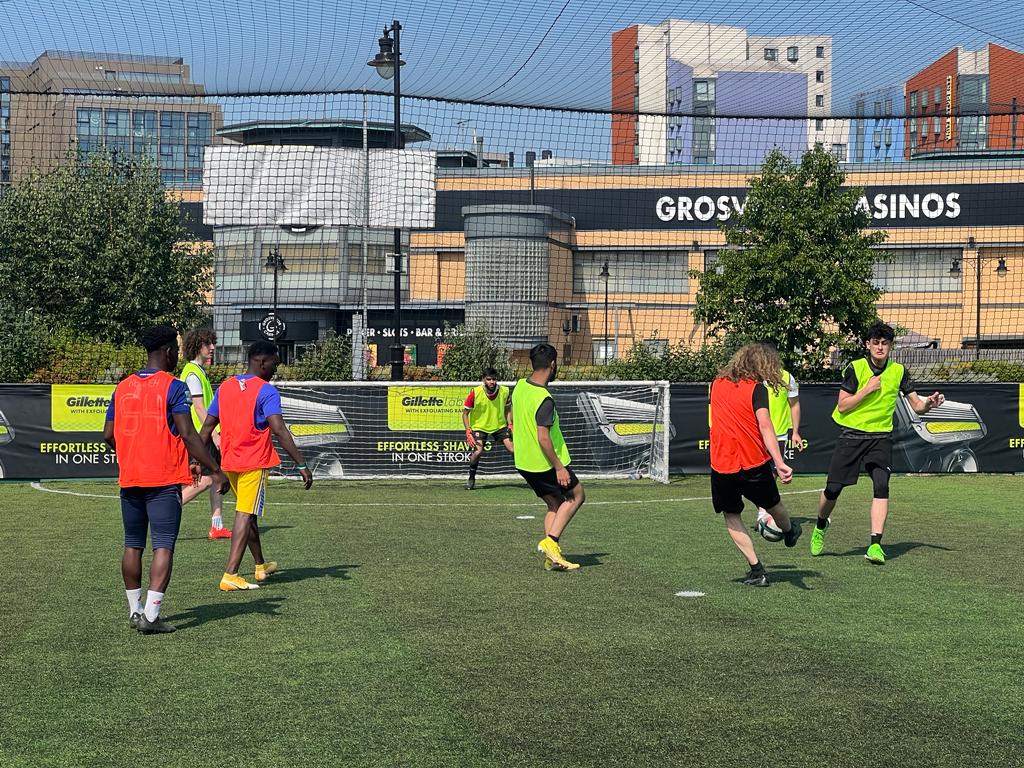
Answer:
[{"left": 1, "top": 475, "right": 1021, "bottom": 767}]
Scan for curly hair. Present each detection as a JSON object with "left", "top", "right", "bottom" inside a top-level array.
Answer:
[
  {"left": 183, "top": 327, "right": 217, "bottom": 362},
  {"left": 718, "top": 343, "right": 784, "bottom": 390}
]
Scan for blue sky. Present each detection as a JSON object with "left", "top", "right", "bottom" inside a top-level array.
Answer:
[{"left": 2, "top": 0, "right": 1022, "bottom": 160}]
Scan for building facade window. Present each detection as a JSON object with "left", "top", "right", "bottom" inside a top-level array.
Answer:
[
  {"left": 816, "top": 45, "right": 825, "bottom": 58},
  {"left": 885, "top": 98, "right": 893, "bottom": 116},
  {"left": 958, "top": 74, "right": 989, "bottom": 151},
  {"left": 105, "top": 110, "right": 130, "bottom": 156},
  {"left": 764, "top": 48, "right": 777, "bottom": 61},
  {"left": 884, "top": 127, "right": 893, "bottom": 146},
  {"left": 933, "top": 86, "right": 941, "bottom": 110},
  {"left": 830, "top": 143, "right": 847, "bottom": 161},
  {"left": 573, "top": 251, "right": 689, "bottom": 294},
  {"left": 76, "top": 108, "right": 103, "bottom": 154},
  {"left": 132, "top": 110, "right": 157, "bottom": 160},
  {"left": 0, "top": 77, "right": 9, "bottom": 184},
  {"left": 816, "top": 70, "right": 824, "bottom": 83},
  {"left": 873, "top": 248, "right": 962, "bottom": 293},
  {"left": 921, "top": 89, "right": 928, "bottom": 112},
  {"left": 909, "top": 91, "right": 918, "bottom": 114},
  {"left": 815, "top": 118, "right": 824, "bottom": 131},
  {"left": 815, "top": 95, "right": 824, "bottom": 107},
  {"left": 787, "top": 46, "right": 798, "bottom": 62},
  {"left": 873, "top": 131, "right": 882, "bottom": 149},
  {"left": 692, "top": 79, "right": 716, "bottom": 164}
]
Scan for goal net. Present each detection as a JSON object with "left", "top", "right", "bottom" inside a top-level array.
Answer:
[{"left": 273, "top": 380, "right": 672, "bottom": 483}]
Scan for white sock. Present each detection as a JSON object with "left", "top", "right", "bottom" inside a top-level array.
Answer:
[
  {"left": 126, "top": 588, "right": 142, "bottom": 617},
  {"left": 144, "top": 591, "right": 164, "bottom": 622},
  {"left": 212, "top": 515, "right": 224, "bottom": 530}
]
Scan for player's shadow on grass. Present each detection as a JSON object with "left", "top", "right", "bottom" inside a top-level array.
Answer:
[
  {"left": 268, "top": 564, "right": 359, "bottom": 584},
  {"left": 563, "top": 552, "right": 609, "bottom": 568},
  {"left": 167, "top": 596, "right": 286, "bottom": 630},
  {"left": 830, "top": 541, "right": 953, "bottom": 560},
  {"left": 731, "top": 564, "right": 819, "bottom": 590}
]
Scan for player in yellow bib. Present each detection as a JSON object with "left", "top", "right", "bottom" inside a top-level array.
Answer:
[
  {"left": 179, "top": 328, "right": 231, "bottom": 540},
  {"left": 462, "top": 367, "right": 514, "bottom": 490},
  {"left": 510, "top": 343, "right": 585, "bottom": 571},
  {"left": 812, "top": 322, "right": 944, "bottom": 564},
  {"left": 757, "top": 359, "right": 805, "bottom": 519}
]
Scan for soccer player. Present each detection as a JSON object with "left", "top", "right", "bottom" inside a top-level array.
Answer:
[
  {"left": 462, "top": 367, "right": 513, "bottom": 490},
  {"left": 811, "top": 321, "right": 944, "bottom": 564},
  {"left": 757, "top": 355, "right": 804, "bottom": 518},
  {"left": 199, "top": 341, "right": 313, "bottom": 591},
  {"left": 709, "top": 343, "right": 802, "bottom": 587},
  {"left": 103, "top": 325, "right": 229, "bottom": 634},
  {"left": 179, "top": 327, "right": 230, "bottom": 539},
  {"left": 510, "top": 343, "right": 584, "bottom": 571}
]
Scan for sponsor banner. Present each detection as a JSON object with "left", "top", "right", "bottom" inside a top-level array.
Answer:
[
  {"left": 669, "top": 383, "right": 1024, "bottom": 475},
  {"left": 0, "top": 382, "right": 667, "bottom": 481},
  {"left": 3, "top": 382, "right": 1023, "bottom": 480}
]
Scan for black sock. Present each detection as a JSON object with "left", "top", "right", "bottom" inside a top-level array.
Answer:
[
  {"left": 549, "top": 534, "right": 559, "bottom": 543},
  {"left": 469, "top": 465, "right": 477, "bottom": 476},
  {"left": 749, "top": 560, "right": 763, "bottom": 573},
  {"left": 816, "top": 517, "right": 829, "bottom": 530},
  {"left": 870, "top": 533, "right": 883, "bottom": 545}
]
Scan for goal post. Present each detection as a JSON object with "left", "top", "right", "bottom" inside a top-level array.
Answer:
[{"left": 272, "top": 380, "right": 672, "bottom": 483}]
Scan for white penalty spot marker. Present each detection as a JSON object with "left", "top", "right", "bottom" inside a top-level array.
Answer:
[{"left": 675, "top": 590, "right": 706, "bottom": 598}]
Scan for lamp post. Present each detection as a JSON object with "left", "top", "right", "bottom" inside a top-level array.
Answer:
[
  {"left": 260, "top": 247, "right": 288, "bottom": 345},
  {"left": 369, "top": 20, "right": 406, "bottom": 380},
  {"left": 599, "top": 261, "right": 610, "bottom": 363},
  {"left": 950, "top": 236, "right": 1009, "bottom": 359}
]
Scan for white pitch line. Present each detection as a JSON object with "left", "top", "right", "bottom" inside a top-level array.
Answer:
[
  {"left": 674, "top": 591, "right": 706, "bottom": 598},
  {"left": 30, "top": 482, "right": 822, "bottom": 508}
]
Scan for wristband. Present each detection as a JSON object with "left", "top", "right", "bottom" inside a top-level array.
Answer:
[{"left": 296, "top": 464, "right": 308, "bottom": 470}]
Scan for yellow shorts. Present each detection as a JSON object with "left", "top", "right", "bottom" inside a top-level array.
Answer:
[{"left": 226, "top": 469, "right": 268, "bottom": 516}]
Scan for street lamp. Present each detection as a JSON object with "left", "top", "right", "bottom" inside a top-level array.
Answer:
[
  {"left": 260, "top": 248, "right": 288, "bottom": 344},
  {"left": 599, "top": 261, "right": 611, "bottom": 363},
  {"left": 952, "top": 237, "right": 1010, "bottom": 359},
  {"left": 369, "top": 21, "right": 407, "bottom": 380}
]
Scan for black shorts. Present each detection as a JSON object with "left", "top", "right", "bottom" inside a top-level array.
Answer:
[
  {"left": 710, "top": 461, "right": 781, "bottom": 515},
  {"left": 473, "top": 427, "right": 510, "bottom": 446},
  {"left": 826, "top": 436, "right": 892, "bottom": 487},
  {"left": 196, "top": 445, "right": 221, "bottom": 477},
  {"left": 518, "top": 466, "right": 580, "bottom": 500}
]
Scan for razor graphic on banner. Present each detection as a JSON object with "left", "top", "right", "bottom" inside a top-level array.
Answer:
[{"left": 669, "top": 384, "right": 1004, "bottom": 475}]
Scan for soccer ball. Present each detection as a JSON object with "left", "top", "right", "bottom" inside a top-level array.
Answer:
[{"left": 755, "top": 510, "right": 784, "bottom": 542}]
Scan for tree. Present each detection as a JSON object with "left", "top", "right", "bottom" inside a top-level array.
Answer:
[
  {"left": 438, "top": 321, "right": 514, "bottom": 381},
  {"left": 692, "top": 145, "right": 888, "bottom": 372},
  {"left": 0, "top": 151, "right": 211, "bottom": 345}
]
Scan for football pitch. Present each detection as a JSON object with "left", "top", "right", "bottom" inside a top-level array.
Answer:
[{"left": 1, "top": 475, "right": 1022, "bottom": 768}]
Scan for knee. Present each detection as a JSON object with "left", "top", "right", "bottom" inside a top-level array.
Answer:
[
  {"left": 823, "top": 482, "right": 844, "bottom": 501},
  {"left": 870, "top": 467, "right": 890, "bottom": 499}
]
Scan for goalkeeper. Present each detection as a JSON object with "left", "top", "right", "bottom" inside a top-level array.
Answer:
[{"left": 462, "top": 367, "right": 514, "bottom": 490}]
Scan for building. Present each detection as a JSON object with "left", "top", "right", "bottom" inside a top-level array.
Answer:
[
  {"left": 196, "top": 158, "right": 1024, "bottom": 366},
  {"left": 905, "top": 44, "right": 1024, "bottom": 160},
  {"left": 611, "top": 20, "right": 838, "bottom": 166},
  {"left": 849, "top": 84, "right": 905, "bottom": 163},
  {"left": 211, "top": 119, "right": 456, "bottom": 364},
  {"left": 0, "top": 50, "right": 222, "bottom": 189}
]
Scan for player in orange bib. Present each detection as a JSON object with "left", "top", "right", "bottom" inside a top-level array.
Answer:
[
  {"left": 200, "top": 341, "right": 313, "bottom": 591},
  {"left": 103, "top": 325, "right": 229, "bottom": 634},
  {"left": 709, "top": 343, "right": 802, "bottom": 587}
]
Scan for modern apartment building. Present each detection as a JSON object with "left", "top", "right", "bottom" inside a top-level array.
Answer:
[
  {"left": 0, "top": 50, "right": 222, "bottom": 189},
  {"left": 612, "top": 20, "right": 840, "bottom": 165},
  {"left": 905, "top": 44, "right": 1024, "bottom": 159},
  {"left": 849, "top": 84, "right": 905, "bottom": 163}
]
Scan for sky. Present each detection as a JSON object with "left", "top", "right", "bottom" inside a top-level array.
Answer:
[{"left": 2, "top": 0, "right": 1023, "bottom": 161}]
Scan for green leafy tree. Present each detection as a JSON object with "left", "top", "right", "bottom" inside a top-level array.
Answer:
[
  {"left": 692, "top": 145, "right": 888, "bottom": 372},
  {"left": 0, "top": 307, "right": 50, "bottom": 382},
  {"left": 297, "top": 331, "right": 353, "bottom": 381},
  {"left": 438, "top": 321, "right": 514, "bottom": 381},
  {"left": 0, "top": 151, "right": 211, "bottom": 345}
]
